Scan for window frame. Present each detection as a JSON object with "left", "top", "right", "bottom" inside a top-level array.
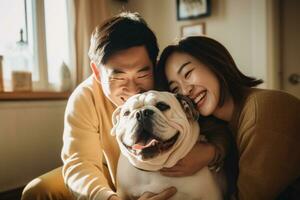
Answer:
[
  {"left": 31, "top": 0, "right": 48, "bottom": 90},
  {"left": 0, "top": 0, "right": 73, "bottom": 100}
]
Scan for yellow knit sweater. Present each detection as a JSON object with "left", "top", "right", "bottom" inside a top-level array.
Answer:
[{"left": 61, "top": 75, "right": 119, "bottom": 200}]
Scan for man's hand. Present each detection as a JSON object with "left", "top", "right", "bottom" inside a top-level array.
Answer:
[
  {"left": 160, "top": 142, "right": 215, "bottom": 177},
  {"left": 138, "top": 187, "right": 177, "bottom": 200},
  {"left": 108, "top": 187, "right": 177, "bottom": 200},
  {"left": 108, "top": 195, "right": 121, "bottom": 200}
]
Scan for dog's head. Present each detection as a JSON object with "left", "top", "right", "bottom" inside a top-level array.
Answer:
[{"left": 111, "top": 90, "right": 200, "bottom": 170}]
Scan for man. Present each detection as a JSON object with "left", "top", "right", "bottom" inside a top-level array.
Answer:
[{"left": 21, "top": 12, "right": 218, "bottom": 200}]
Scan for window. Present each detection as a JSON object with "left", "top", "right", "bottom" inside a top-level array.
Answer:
[
  {"left": 0, "top": 0, "right": 73, "bottom": 92},
  {"left": 44, "top": 0, "right": 71, "bottom": 86}
]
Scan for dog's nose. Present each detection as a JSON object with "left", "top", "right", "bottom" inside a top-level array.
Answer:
[
  {"left": 136, "top": 109, "right": 154, "bottom": 122},
  {"left": 143, "top": 109, "right": 154, "bottom": 117}
]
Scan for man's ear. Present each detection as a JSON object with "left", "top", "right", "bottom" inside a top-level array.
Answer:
[
  {"left": 175, "top": 93, "right": 199, "bottom": 121},
  {"left": 111, "top": 106, "right": 122, "bottom": 136},
  {"left": 90, "top": 61, "right": 100, "bottom": 81}
]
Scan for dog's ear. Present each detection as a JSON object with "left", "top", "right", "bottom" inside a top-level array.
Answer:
[
  {"left": 111, "top": 106, "right": 122, "bottom": 136},
  {"left": 175, "top": 93, "right": 199, "bottom": 121}
]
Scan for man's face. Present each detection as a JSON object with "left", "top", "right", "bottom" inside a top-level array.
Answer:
[{"left": 93, "top": 46, "right": 154, "bottom": 106}]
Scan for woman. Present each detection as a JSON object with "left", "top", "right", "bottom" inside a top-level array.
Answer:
[{"left": 156, "top": 36, "right": 300, "bottom": 200}]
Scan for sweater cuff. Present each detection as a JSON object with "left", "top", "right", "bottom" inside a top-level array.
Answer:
[{"left": 95, "top": 188, "right": 117, "bottom": 200}]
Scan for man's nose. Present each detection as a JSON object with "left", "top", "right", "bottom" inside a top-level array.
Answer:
[
  {"left": 136, "top": 109, "right": 154, "bottom": 122},
  {"left": 125, "top": 79, "right": 141, "bottom": 96}
]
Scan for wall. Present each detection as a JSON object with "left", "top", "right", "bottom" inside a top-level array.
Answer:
[
  {"left": 0, "top": 100, "right": 66, "bottom": 192},
  {"left": 109, "top": 0, "right": 272, "bottom": 88}
]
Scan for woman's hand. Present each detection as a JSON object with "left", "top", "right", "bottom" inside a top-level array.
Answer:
[{"left": 160, "top": 142, "right": 216, "bottom": 177}]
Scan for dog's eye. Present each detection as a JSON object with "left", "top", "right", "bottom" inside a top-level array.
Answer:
[
  {"left": 123, "top": 110, "right": 130, "bottom": 116},
  {"left": 155, "top": 102, "right": 170, "bottom": 111}
]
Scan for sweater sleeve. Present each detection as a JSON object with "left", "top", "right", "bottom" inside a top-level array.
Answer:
[
  {"left": 234, "top": 91, "right": 300, "bottom": 200},
  {"left": 199, "top": 116, "right": 234, "bottom": 167},
  {"left": 61, "top": 86, "right": 116, "bottom": 200},
  {"left": 200, "top": 116, "right": 239, "bottom": 196}
]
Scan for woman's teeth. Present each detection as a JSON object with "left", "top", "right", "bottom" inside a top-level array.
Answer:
[{"left": 194, "top": 91, "right": 206, "bottom": 104}]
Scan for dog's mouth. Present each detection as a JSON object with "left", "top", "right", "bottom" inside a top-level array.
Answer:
[{"left": 122, "top": 130, "right": 180, "bottom": 160}]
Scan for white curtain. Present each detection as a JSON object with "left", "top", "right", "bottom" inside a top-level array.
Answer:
[{"left": 73, "top": 0, "right": 109, "bottom": 84}]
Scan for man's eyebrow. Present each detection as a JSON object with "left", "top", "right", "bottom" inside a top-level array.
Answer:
[
  {"left": 138, "top": 66, "right": 151, "bottom": 72},
  {"left": 177, "top": 61, "right": 191, "bottom": 75},
  {"left": 111, "top": 66, "right": 151, "bottom": 74},
  {"left": 111, "top": 69, "right": 124, "bottom": 74}
]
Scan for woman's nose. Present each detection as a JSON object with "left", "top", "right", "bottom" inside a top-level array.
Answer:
[{"left": 181, "top": 84, "right": 192, "bottom": 96}]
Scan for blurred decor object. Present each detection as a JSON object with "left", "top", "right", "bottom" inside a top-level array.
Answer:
[
  {"left": 11, "top": 29, "right": 32, "bottom": 92},
  {"left": 177, "top": 0, "right": 211, "bottom": 21},
  {"left": 12, "top": 71, "right": 32, "bottom": 91},
  {"left": 181, "top": 22, "right": 206, "bottom": 38},
  {"left": 0, "top": 55, "right": 3, "bottom": 92},
  {"left": 58, "top": 62, "right": 71, "bottom": 92}
]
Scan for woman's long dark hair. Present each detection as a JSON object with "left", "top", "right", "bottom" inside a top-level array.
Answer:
[{"left": 156, "top": 36, "right": 263, "bottom": 105}]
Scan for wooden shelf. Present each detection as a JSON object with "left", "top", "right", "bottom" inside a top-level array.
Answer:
[{"left": 0, "top": 91, "right": 71, "bottom": 101}]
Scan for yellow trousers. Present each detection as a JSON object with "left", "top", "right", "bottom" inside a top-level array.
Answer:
[{"left": 21, "top": 167, "right": 74, "bottom": 200}]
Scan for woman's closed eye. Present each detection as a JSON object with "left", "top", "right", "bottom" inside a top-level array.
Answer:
[
  {"left": 171, "top": 86, "right": 179, "bottom": 93},
  {"left": 184, "top": 69, "right": 194, "bottom": 79}
]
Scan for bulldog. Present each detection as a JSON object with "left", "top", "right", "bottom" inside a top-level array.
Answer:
[{"left": 111, "top": 90, "right": 224, "bottom": 200}]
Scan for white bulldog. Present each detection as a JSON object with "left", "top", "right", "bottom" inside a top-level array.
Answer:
[{"left": 111, "top": 90, "right": 223, "bottom": 200}]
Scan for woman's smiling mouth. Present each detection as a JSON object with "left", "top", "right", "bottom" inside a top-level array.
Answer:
[{"left": 194, "top": 90, "right": 207, "bottom": 106}]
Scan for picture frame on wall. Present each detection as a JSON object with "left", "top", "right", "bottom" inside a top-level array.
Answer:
[
  {"left": 177, "top": 0, "right": 211, "bottom": 21},
  {"left": 181, "top": 22, "right": 206, "bottom": 38}
]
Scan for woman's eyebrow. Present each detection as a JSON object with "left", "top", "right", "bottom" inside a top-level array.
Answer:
[
  {"left": 177, "top": 61, "right": 191, "bottom": 75},
  {"left": 168, "top": 62, "right": 191, "bottom": 86}
]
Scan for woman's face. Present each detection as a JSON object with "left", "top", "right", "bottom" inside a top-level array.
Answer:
[{"left": 165, "top": 51, "right": 220, "bottom": 116}]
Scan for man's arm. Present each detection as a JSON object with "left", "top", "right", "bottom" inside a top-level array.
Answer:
[{"left": 61, "top": 88, "right": 116, "bottom": 200}]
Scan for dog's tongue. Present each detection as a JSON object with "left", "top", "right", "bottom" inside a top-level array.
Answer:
[{"left": 132, "top": 139, "right": 157, "bottom": 150}]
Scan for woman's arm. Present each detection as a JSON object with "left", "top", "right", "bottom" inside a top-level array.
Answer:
[
  {"left": 234, "top": 92, "right": 300, "bottom": 200},
  {"left": 160, "top": 116, "right": 237, "bottom": 179}
]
